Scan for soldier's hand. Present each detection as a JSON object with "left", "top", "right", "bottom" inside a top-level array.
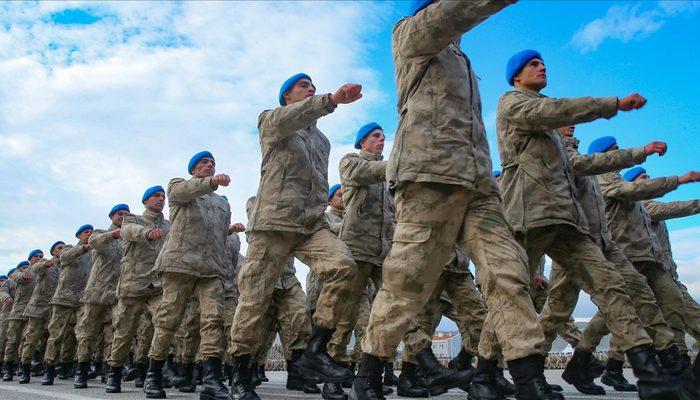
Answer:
[
  {"left": 22, "top": 272, "right": 32, "bottom": 281},
  {"left": 147, "top": 229, "right": 165, "bottom": 240},
  {"left": 45, "top": 260, "right": 54, "bottom": 268},
  {"left": 3, "top": 298, "right": 12, "bottom": 306},
  {"left": 82, "top": 244, "right": 92, "bottom": 253},
  {"left": 330, "top": 83, "right": 363, "bottom": 105},
  {"left": 618, "top": 93, "right": 646, "bottom": 111},
  {"left": 644, "top": 141, "right": 667, "bottom": 156},
  {"left": 679, "top": 171, "right": 700, "bottom": 184},
  {"left": 211, "top": 174, "right": 231, "bottom": 187},
  {"left": 111, "top": 229, "right": 121, "bottom": 239},
  {"left": 229, "top": 223, "right": 246, "bottom": 233}
]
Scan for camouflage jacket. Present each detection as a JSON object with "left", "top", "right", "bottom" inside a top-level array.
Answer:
[
  {"left": 224, "top": 233, "right": 243, "bottom": 299},
  {"left": 339, "top": 151, "right": 395, "bottom": 266},
  {"left": 82, "top": 224, "right": 123, "bottom": 305},
  {"left": 596, "top": 172, "right": 679, "bottom": 265},
  {"left": 562, "top": 135, "right": 647, "bottom": 245},
  {"left": 326, "top": 208, "right": 343, "bottom": 235},
  {"left": 24, "top": 256, "right": 60, "bottom": 319},
  {"left": 155, "top": 177, "right": 231, "bottom": 279},
  {"left": 0, "top": 278, "right": 16, "bottom": 315},
  {"left": 388, "top": 1, "right": 512, "bottom": 195},
  {"left": 52, "top": 244, "right": 93, "bottom": 308},
  {"left": 248, "top": 94, "right": 337, "bottom": 235},
  {"left": 118, "top": 210, "right": 170, "bottom": 298},
  {"left": 9, "top": 267, "right": 37, "bottom": 320},
  {"left": 642, "top": 199, "right": 700, "bottom": 279},
  {"left": 497, "top": 88, "right": 618, "bottom": 232}
]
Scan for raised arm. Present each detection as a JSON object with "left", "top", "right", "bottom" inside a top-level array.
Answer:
[
  {"left": 596, "top": 172, "right": 679, "bottom": 202},
  {"left": 59, "top": 244, "right": 88, "bottom": 266},
  {"left": 167, "top": 177, "right": 216, "bottom": 206},
  {"left": 339, "top": 154, "right": 387, "bottom": 187},
  {"left": 31, "top": 258, "right": 53, "bottom": 277},
  {"left": 567, "top": 144, "right": 646, "bottom": 176},
  {"left": 88, "top": 229, "right": 117, "bottom": 251},
  {"left": 258, "top": 94, "right": 336, "bottom": 146},
  {"left": 120, "top": 214, "right": 152, "bottom": 244},
  {"left": 642, "top": 199, "right": 700, "bottom": 222}
]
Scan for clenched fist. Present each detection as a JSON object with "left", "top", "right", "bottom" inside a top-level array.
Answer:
[
  {"left": 211, "top": 174, "right": 231, "bottom": 187},
  {"left": 147, "top": 229, "right": 165, "bottom": 240},
  {"left": 618, "top": 93, "right": 647, "bottom": 111},
  {"left": 229, "top": 223, "right": 246, "bottom": 233},
  {"left": 112, "top": 229, "right": 121, "bottom": 239},
  {"left": 679, "top": 171, "right": 700, "bottom": 184},
  {"left": 82, "top": 244, "right": 92, "bottom": 253},
  {"left": 330, "top": 83, "right": 363, "bottom": 105},
  {"left": 644, "top": 141, "right": 667, "bottom": 156}
]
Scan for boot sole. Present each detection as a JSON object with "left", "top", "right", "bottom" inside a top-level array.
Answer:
[
  {"left": 397, "top": 389, "right": 430, "bottom": 398},
  {"left": 297, "top": 364, "right": 350, "bottom": 384},
  {"left": 145, "top": 393, "right": 166, "bottom": 399},
  {"left": 105, "top": 388, "right": 121, "bottom": 393},
  {"left": 200, "top": 392, "right": 229, "bottom": 400}
]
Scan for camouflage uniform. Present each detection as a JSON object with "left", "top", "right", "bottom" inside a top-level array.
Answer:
[
  {"left": 597, "top": 171, "right": 687, "bottom": 352},
  {"left": 223, "top": 232, "right": 243, "bottom": 364},
  {"left": 108, "top": 209, "right": 169, "bottom": 367},
  {"left": 148, "top": 176, "right": 230, "bottom": 360},
  {"left": 3, "top": 268, "right": 36, "bottom": 362},
  {"left": 75, "top": 224, "right": 123, "bottom": 363},
  {"left": 20, "top": 257, "right": 60, "bottom": 365},
  {"left": 495, "top": 87, "right": 652, "bottom": 355},
  {"left": 230, "top": 94, "right": 357, "bottom": 357},
  {"left": 306, "top": 208, "right": 343, "bottom": 314},
  {"left": 0, "top": 278, "right": 16, "bottom": 361},
  {"left": 363, "top": 1, "right": 543, "bottom": 363},
  {"left": 45, "top": 244, "right": 93, "bottom": 364}
]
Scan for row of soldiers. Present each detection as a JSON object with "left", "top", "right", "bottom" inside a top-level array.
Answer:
[{"left": 4, "top": 1, "right": 700, "bottom": 400}]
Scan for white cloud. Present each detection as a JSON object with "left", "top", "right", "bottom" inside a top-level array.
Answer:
[{"left": 571, "top": 1, "right": 699, "bottom": 53}]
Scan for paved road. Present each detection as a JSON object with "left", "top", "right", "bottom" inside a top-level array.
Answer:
[{"left": 0, "top": 370, "right": 640, "bottom": 399}]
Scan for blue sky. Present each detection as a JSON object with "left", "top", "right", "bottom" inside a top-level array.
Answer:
[{"left": 1, "top": 1, "right": 699, "bottom": 325}]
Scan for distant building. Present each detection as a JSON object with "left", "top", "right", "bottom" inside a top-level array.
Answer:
[{"left": 396, "top": 331, "right": 462, "bottom": 360}]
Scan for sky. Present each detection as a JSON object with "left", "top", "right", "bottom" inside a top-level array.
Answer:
[{"left": 1, "top": 1, "right": 699, "bottom": 330}]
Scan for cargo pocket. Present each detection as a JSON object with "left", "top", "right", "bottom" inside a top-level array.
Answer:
[
  {"left": 237, "top": 244, "right": 268, "bottom": 301},
  {"left": 384, "top": 222, "right": 432, "bottom": 295}
]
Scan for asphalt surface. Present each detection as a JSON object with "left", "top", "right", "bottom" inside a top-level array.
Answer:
[{"left": 0, "top": 370, "right": 641, "bottom": 399}]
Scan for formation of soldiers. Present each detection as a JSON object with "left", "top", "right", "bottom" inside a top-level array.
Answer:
[{"left": 2, "top": 1, "right": 700, "bottom": 400}]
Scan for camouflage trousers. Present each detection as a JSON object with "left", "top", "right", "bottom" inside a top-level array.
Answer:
[
  {"left": 223, "top": 297, "right": 237, "bottom": 364},
  {"left": 679, "top": 282, "right": 700, "bottom": 342},
  {"left": 20, "top": 316, "right": 49, "bottom": 364},
  {"left": 253, "top": 317, "right": 279, "bottom": 365},
  {"left": 44, "top": 305, "right": 81, "bottom": 364},
  {"left": 3, "top": 319, "right": 27, "bottom": 362},
  {"left": 108, "top": 295, "right": 160, "bottom": 367},
  {"left": 361, "top": 182, "right": 543, "bottom": 361},
  {"left": 230, "top": 228, "right": 356, "bottom": 356},
  {"left": 403, "top": 269, "right": 487, "bottom": 364},
  {"left": 329, "top": 260, "right": 382, "bottom": 364},
  {"left": 76, "top": 303, "right": 114, "bottom": 363},
  {"left": 0, "top": 308, "right": 10, "bottom": 360},
  {"left": 149, "top": 272, "right": 225, "bottom": 360},
  {"left": 178, "top": 298, "right": 202, "bottom": 364},
  {"left": 134, "top": 312, "right": 154, "bottom": 364},
  {"left": 350, "top": 290, "right": 372, "bottom": 364},
  {"left": 531, "top": 284, "right": 581, "bottom": 348},
  {"left": 306, "top": 269, "right": 324, "bottom": 314}
]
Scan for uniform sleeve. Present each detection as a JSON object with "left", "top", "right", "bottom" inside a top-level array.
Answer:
[
  {"left": 596, "top": 172, "right": 679, "bottom": 202},
  {"left": 394, "top": 0, "right": 513, "bottom": 61},
  {"left": 60, "top": 244, "right": 87, "bottom": 266},
  {"left": 339, "top": 154, "right": 387, "bottom": 187},
  {"left": 167, "top": 177, "right": 216, "bottom": 206},
  {"left": 642, "top": 199, "right": 700, "bottom": 222},
  {"left": 120, "top": 214, "right": 151, "bottom": 244},
  {"left": 88, "top": 229, "right": 116, "bottom": 251},
  {"left": 258, "top": 94, "right": 336, "bottom": 146},
  {"left": 31, "top": 258, "right": 50, "bottom": 277},
  {"left": 567, "top": 144, "right": 647, "bottom": 176},
  {"left": 499, "top": 92, "right": 618, "bottom": 133}
]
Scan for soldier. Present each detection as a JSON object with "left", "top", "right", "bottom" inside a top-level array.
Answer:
[
  {"left": 496, "top": 48, "right": 680, "bottom": 399},
  {"left": 74, "top": 204, "right": 129, "bottom": 388},
  {"left": 0, "top": 268, "right": 17, "bottom": 372},
  {"left": 43, "top": 224, "right": 94, "bottom": 385},
  {"left": 144, "top": 151, "right": 231, "bottom": 400},
  {"left": 105, "top": 185, "right": 169, "bottom": 393},
  {"left": 353, "top": 3, "right": 557, "bottom": 400},
  {"left": 2, "top": 256, "right": 38, "bottom": 381},
  {"left": 18, "top": 242, "right": 63, "bottom": 384},
  {"left": 228, "top": 73, "right": 362, "bottom": 400},
  {"left": 222, "top": 219, "right": 245, "bottom": 384}
]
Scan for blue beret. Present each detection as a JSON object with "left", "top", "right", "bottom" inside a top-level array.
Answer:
[
  {"left": 7, "top": 268, "right": 16, "bottom": 276},
  {"left": 623, "top": 167, "right": 646, "bottom": 182},
  {"left": 409, "top": 0, "right": 433, "bottom": 16},
  {"left": 354, "top": 122, "right": 383, "bottom": 150},
  {"left": 109, "top": 204, "right": 130, "bottom": 217},
  {"left": 50, "top": 241, "right": 65, "bottom": 254},
  {"left": 142, "top": 185, "right": 165, "bottom": 204},
  {"left": 493, "top": 171, "right": 502, "bottom": 178},
  {"left": 17, "top": 261, "right": 30, "bottom": 268},
  {"left": 279, "top": 73, "right": 312, "bottom": 106},
  {"left": 328, "top": 184, "right": 341, "bottom": 200},
  {"left": 588, "top": 136, "right": 617, "bottom": 155},
  {"left": 506, "top": 50, "right": 542, "bottom": 86},
  {"left": 28, "top": 249, "right": 43, "bottom": 260},
  {"left": 75, "top": 224, "right": 94, "bottom": 238},
  {"left": 0, "top": 275, "right": 7, "bottom": 280},
  {"left": 188, "top": 151, "right": 214, "bottom": 175}
]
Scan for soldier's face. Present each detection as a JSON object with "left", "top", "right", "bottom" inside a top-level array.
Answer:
[
  {"left": 329, "top": 189, "right": 344, "bottom": 210},
  {"left": 515, "top": 58, "right": 547, "bottom": 91},
  {"left": 111, "top": 210, "right": 129, "bottom": 228},
  {"left": 361, "top": 129, "right": 385, "bottom": 155},
  {"left": 284, "top": 79, "right": 316, "bottom": 105},
  {"left": 558, "top": 126, "right": 575, "bottom": 137},
  {"left": 78, "top": 229, "right": 93, "bottom": 244},
  {"left": 145, "top": 192, "right": 166, "bottom": 213},
  {"left": 193, "top": 157, "right": 216, "bottom": 178},
  {"left": 29, "top": 253, "right": 43, "bottom": 265},
  {"left": 52, "top": 244, "right": 65, "bottom": 257}
]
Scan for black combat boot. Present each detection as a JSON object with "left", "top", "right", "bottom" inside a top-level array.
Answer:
[
  {"left": 468, "top": 357, "right": 505, "bottom": 400},
  {"left": 195, "top": 363, "right": 203, "bottom": 385},
  {"left": 297, "top": 324, "right": 353, "bottom": 383},
  {"left": 89, "top": 360, "right": 100, "bottom": 379},
  {"left": 657, "top": 345, "right": 687, "bottom": 377},
  {"left": 124, "top": 352, "right": 137, "bottom": 381},
  {"left": 349, "top": 353, "right": 384, "bottom": 400},
  {"left": 74, "top": 361, "right": 90, "bottom": 388},
  {"left": 561, "top": 349, "right": 605, "bottom": 395},
  {"left": 41, "top": 363, "right": 55, "bottom": 385},
  {"left": 323, "top": 382, "right": 349, "bottom": 400},
  {"left": 415, "top": 347, "right": 473, "bottom": 393},
  {"left": 286, "top": 350, "right": 321, "bottom": 394},
  {"left": 143, "top": 358, "right": 166, "bottom": 399},
  {"left": 18, "top": 363, "right": 31, "bottom": 384},
  {"left": 258, "top": 363, "right": 268, "bottom": 382},
  {"left": 679, "top": 355, "right": 700, "bottom": 400},
  {"left": 229, "top": 355, "right": 260, "bottom": 400},
  {"left": 200, "top": 357, "right": 229, "bottom": 400},
  {"left": 178, "top": 362, "right": 196, "bottom": 393},
  {"left": 31, "top": 350, "right": 44, "bottom": 376},
  {"left": 448, "top": 348, "right": 474, "bottom": 371},
  {"left": 100, "top": 361, "right": 108, "bottom": 383},
  {"left": 161, "top": 354, "right": 177, "bottom": 388},
  {"left": 495, "top": 367, "right": 515, "bottom": 396},
  {"left": 508, "top": 354, "right": 563, "bottom": 400},
  {"left": 396, "top": 362, "right": 429, "bottom": 398},
  {"left": 383, "top": 362, "right": 399, "bottom": 386},
  {"left": 105, "top": 366, "right": 123, "bottom": 393},
  {"left": 3, "top": 361, "right": 15, "bottom": 381},
  {"left": 250, "top": 363, "right": 261, "bottom": 387},
  {"left": 57, "top": 361, "right": 73, "bottom": 379},
  {"left": 134, "top": 362, "right": 148, "bottom": 388},
  {"left": 626, "top": 345, "right": 679, "bottom": 400},
  {"left": 600, "top": 358, "right": 636, "bottom": 392},
  {"left": 589, "top": 354, "right": 605, "bottom": 378}
]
